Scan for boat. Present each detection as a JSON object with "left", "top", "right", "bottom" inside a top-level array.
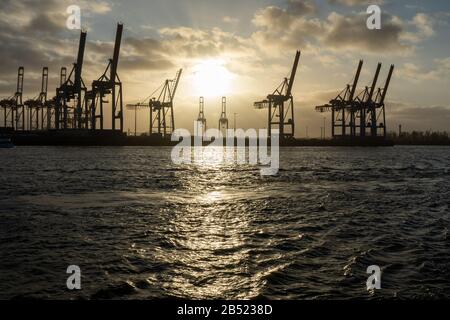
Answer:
[{"left": 0, "top": 138, "right": 15, "bottom": 148}]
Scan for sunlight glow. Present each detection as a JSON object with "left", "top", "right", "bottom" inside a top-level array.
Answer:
[{"left": 192, "top": 59, "right": 233, "bottom": 97}]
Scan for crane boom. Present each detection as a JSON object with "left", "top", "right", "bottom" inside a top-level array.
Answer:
[
  {"left": 379, "top": 65, "right": 394, "bottom": 104},
  {"left": 74, "top": 31, "right": 87, "bottom": 89},
  {"left": 367, "top": 63, "right": 382, "bottom": 102},
  {"left": 110, "top": 23, "right": 123, "bottom": 84},
  {"left": 349, "top": 60, "right": 363, "bottom": 101},
  {"left": 286, "top": 50, "right": 301, "bottom": 97},
  {"left": 171, "top": 69, "right": 183, "bottom": 100}
]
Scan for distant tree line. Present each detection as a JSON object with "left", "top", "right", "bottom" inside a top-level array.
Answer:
[{"left": 388, "top": 130, "right": 450, "bottom": 145}]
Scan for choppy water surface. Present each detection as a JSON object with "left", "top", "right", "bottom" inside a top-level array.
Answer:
[{"left": 1, "top": 146, "right": 449, "bottom": 299}]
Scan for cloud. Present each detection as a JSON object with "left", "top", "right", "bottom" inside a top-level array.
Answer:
[
  {"left": 287, "top": 0, "right": 316, "bottom": 16},
  {"left": 83, "top": 1, "right": 112, "bottom": 14},
  {"left": 328, "top": 0, "right": 384, "bottom": 6},
  {"left": 117, "top": 37, "right": 174, "bottom": 71},
  {"left": 400, "top": 13, "right": 435, "bottom": 43},
  {"left": 156, "top": 27, "right": 255, "bottom": 60},
  {"left": 251, "top": 1, "right": 435, "bottom": 56},
  {"left": 251, "top": 4, "right": 322, "bottom": 52},
  {"left": 323, "top": 12, "right": 409, "bottom": 54},
  {"left": 222, "top": 16, "right": 239, "bottom": 24},
  {"left": 119, "top": 58, "right": 174, "bottom": 71},
  {"left": 397, "top": 57, "right": 450, "bottom": 82},
  {"left": 25, "top": 12, "right": 66, "bottom": 33}
]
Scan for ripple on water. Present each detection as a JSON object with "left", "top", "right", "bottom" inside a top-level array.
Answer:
[{"left": 1, "top": 146, "right": 450, "bottom": 299}]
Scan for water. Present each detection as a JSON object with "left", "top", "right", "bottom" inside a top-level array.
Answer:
[{"left": 1, "top": 146, "right": 449, "bottom": 299}]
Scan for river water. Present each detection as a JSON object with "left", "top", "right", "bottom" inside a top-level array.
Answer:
[{"left": 0, "top": 146, "right": 449, "bottom": 299}]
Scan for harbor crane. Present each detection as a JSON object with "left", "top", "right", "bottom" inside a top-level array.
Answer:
[
  {"left": 353, "top": 63, "right": 382, "bottom": 137},
  {"left": 126, "top": 69, "right": 182, "bottom": 138},
  {"left": 125, "top": 102, "right": 146, "bottom": 136},
  {"left": 316, "top": 60, "right": 363, "bottom": 137},
  {"left": 44, "top": 67, "right": 67, "bottom": 130},
  {"left": 87, "top": 23, "right": 124, "bottom": 131},
  {"left": 254, "top": 50, "right": 301, "bottom": 140},
  {"left": 55, "top": 30, "right": 87, "bottom": 130},
  {"left": 25, "top": 67, "right": 48, "bottom": 131},
  {"left": 197, "top": 96, "right": 206, "bottom": 137},
  {"left": 0, "top": 67, "right": 25, "bottom": 131},
  {"left": 218, "top": 96, "right": 228, "bottom": 133},
  {"left": 316, "top": 61, "right": 394, "bottom": 139}
]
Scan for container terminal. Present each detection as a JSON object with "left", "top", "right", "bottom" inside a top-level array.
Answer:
[{"left": 0, "top": 24, "right": 394, "bottom": 147}]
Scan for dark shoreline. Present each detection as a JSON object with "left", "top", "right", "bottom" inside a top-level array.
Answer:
[
  {"left": 2, "top": 129, "right": 395, "bottom": 147},
  {"left": 3, "top": 129, "right": 450, "bottom": 147}
]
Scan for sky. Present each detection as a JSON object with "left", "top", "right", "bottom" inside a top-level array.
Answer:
[{"left": 0, "top": 0, "right": 449, "bottom": 137}]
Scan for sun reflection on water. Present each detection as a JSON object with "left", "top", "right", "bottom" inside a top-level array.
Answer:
[{"left": 152, "top": 154, "right": 265, "bottom": 299}]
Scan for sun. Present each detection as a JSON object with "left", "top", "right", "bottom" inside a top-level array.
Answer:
[{"left": 192, "top": 59, "right": 233, "bottom": 97}]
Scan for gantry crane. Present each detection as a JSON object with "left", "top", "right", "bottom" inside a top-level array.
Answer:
[
  {"left": 316, "top": 60, "right": 363, "bottom": 137},
  {"left": 218, "top": 96, "right": 228, "bottom": 134},
  {"left": 44, "top": 67, "right": 67, "bottom": 130},
  {"left": 197, "top": 96, "right": 206, "bottom": 137},
  {"left": 25, "top": 67, "right": 48, "bottom": 131},
  {"left": 87, "top": 23, "right": 124, "bottom": 131},
  {"left": 353, "top": 63, "right": 381, "bottom": 137},
  {"left": 151, "top": 69, "right": 182, "bottom": 137},
  {"left": 0, "top": 67, "right": 24, "bottom": 131},
  {"left": 55, "top": 30, "right": 87, "bottom": 129},
  {"left": 126, "top": 69, "right": 182, "bottom": 138},
  {"left": 125, "top": 102, "right": 147, "bottom": 136},
  {"left": 254, "top": 50, "right": 301, "bottom": 140},
  {"left": 316, "top": 61, "right": 394, "bottom": 139}
]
